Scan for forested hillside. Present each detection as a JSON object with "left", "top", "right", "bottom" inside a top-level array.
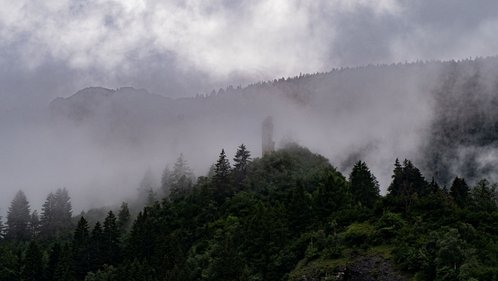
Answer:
[{"left": 2, "top": 144, "right": 498, "bottom": 280}]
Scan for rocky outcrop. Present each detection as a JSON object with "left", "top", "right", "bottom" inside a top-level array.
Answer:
[
  {"left": 341, "top": 255, "right": 407, "bottom": 281},
  {"left": 290, "top": 255, "right": 407, "bottom": 281}
]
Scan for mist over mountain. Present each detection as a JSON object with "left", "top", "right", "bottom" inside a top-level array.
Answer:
[
  {"left": 2, "top": 56, "right": 498, "bottom": 216},
  {"left": 17, "top": 57, "right": 487, "bottom": 214}
]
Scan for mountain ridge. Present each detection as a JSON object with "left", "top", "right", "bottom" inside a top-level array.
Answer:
[{"left": 49, "top": 57, "right": 498, "bottom": 187}]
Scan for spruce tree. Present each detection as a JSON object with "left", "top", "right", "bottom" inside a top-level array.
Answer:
[
  {"left": 72, "top": 217, "right": 90, "bottom": 280},
  {"left": 46, "top": 243, "right": 62, "bottom": 281},
  {"left": 54, "top": 188, "right": 73, "bottom": 236},
  {"left": 139, "top": 169, "right": 157, "bottom": 206},
  {"left": 287, "top": 183, "right": 312, "bottom": 233},
  {"left": 90, "top": 221, "right": 104, "bottom": 271},
  {"left": 233, "top": 144, "right": 251, "bottom": 174},
  {"left": 313, "top": 171, "right": 350, "bottom": 221},
  {"left": 0, "top": 216, "right": 5, "bottom": 240},
  {"left": 117, "top": 202, "right": 131, "bottom": 233},
  {"left": 214, "top": 149, "right": 231, "bottom": 181},
  {"left": 470, "top": 179, "right": 497, "bottom": 212},
  {"left": 21, "top": 240, "right": 44, "bottom": 281},
  {"left": 450, "top": 177, "right": 470, "bottom": 208},
  {"left": 349, "top": 161, "right": 380, "bottom": 208},
  {"left": 126, "top": 210, "right": 155, "bottom": 260},
  {"left": 232, "top": 144, "right": 251, "bottom": 190},
  {"left": 54, "top": 243, "right": 74, "bottom": 281},
  {"left": 40, "top": 192, "right": 56, "bottom": 239},
  {"left": 40, "top": 188, "right": 73, "bottom": 240},
  {"left": 387, "top": 159, "right": 428, "bottom": 213},
  {"left": 29, "top": 210, "right": 40, "bottom": 239},
  {"left": 169, "top": 154, "right": 195, "bottom": 200},
  {"left": 6, "top": 190, "right": 31, "bottom": 241},
  {"left": 103, "top": 211, "right": 121, "bottom": 265},
  {"left": 213, "top": 149, "right": 232, "bottom": 203},
  {"left": 160, "top": 166, "right": 172, "bottom": 196}
]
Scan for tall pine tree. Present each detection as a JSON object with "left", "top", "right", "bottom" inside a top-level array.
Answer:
[
  {"left": 40, "top": 192, "right": 56, "bottom": 239},
  {"left": 6, "top": 190, "right": 31, "bottom": 241},
  {"left": 232, "top": 144, "right": 251, "bottom": 190},
  {"left": 29, "top": 210, "right": 40, "bottom": 239},
  {"left": 168, "top": 154, "right": 195, "bottom": 200},
  {"left": 213, "top": 149, "right": 232, "bottom": 203},
  {"left": 46, "top": 242, "right": 62, "bottom": 281},
  {"left": 72, "top": 217, "right": 91, "bottom": 280},
  {"left": 0, "top": 216, "right": 5, "bottom": 240},
  {"left": 90, "top": 222, "right": 104, "bottom": 271},
  {"left": 102, "top": 211, "right": 121, "bottom": 266},
  {"left": 450, "top": 177, "right": 470, "bottom": 208},
  {"left": 349, "top": 161, "right": 380, "bottom": 208},
  {"left": 117, "top": 202, "right": 131, "bottom": 233},
  {"left": 387, "top": 159, "right": 428, "bottom": 213},
  {"left": 21, "top": 240, "right": 44, "bottom": 281},
  {"left": 40, "top": 188, "right": 73, "bottom": 240}
]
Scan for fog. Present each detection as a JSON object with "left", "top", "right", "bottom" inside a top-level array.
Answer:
[{"left": 1, "top": 0, "right": 498, "bottom": 215}]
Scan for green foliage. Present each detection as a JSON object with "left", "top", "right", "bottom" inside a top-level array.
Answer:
[
  {"left": 232, "top": 144, "right": 251, "bottom": 191},
  {"left": 73, "top": 217, "right": 91, "bottom": 280},
  {"left": 40, "top": 188, "right": 73, "bottom": 240},
  {"left": 213, "top": 149, "right": 232, "bottom": 203},
  {"left": 0, "top": 216, "right": 5, "bottom": 240},
  {"left": 84, "top": 265, "right": 116, "bottom": 281},
  {"left": 168, "top": 154, "right": 195, "bottom": 201},
  {"left": 450, "top": 177, "right": 470, "bottom": 208},
  {"left": 102, "top": 211, "right": 121, "bottom": 266},
  {"left": 470, "top": 179, "right": 497, "bottom": 212},
  {"left": 313, "top": 170, "right": 351, "bottom": 224},
  {"left": 46, "top": 243, "right": 62, "bottom": 281},
  {"left": 6, "top": 145, "right": 498, "bottom": 280},
  {"left": 0, "top": 243, "right": 20, "bottom": 281},
  {"left": 350, "top": 161, "right": 380, "bottom": 208},
  {"left": 90, "top": 222, "right": 104, "bottom": 271},
  {"left": 375, "top": 211, "right": 406, "bottom": 241},
  {"left": 117, "top": 202, "right": 131, "bottom": 234},
  {"left": 21, "top": 241, "right": 44, "bottom": 281},
  {"left": 6, "top": 190, "right": 31, "bottom": 241},
  {"left": 387, "top": 159, "right": 429, "bottom": 214},
  {"left": 341, "top": 222, "right": 375, "bottom": 248},
  {"left": 54, "top": 243, "right": 74, "bottom": 281}
]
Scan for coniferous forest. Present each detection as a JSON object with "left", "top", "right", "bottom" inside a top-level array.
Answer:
[
  {"left": 4, "top": 1, "right": 498, "bottom": 281},
  {"left": 2, "top": 144, "right": 498, "bottom": 281}
]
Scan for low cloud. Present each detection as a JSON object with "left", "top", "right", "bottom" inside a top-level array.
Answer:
[{"left": 1, "top": 0, "right": 497, "bottom": 99}]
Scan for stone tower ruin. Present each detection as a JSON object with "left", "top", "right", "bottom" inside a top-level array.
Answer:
[{"left": 262, "top": 116, "right": 275, "bottom": 156}]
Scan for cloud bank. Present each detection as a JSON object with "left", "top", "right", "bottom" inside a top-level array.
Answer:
[
  {"left": 1, "top": 0, "right": 498, "bottom": 215},
  {"left": 1, "top": 0, "right": 497, "bottom": 99}
]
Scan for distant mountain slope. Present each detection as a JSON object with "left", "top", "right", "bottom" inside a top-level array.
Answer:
[{"left": 49, "top": 57, "right": 498, "bottom": 187}]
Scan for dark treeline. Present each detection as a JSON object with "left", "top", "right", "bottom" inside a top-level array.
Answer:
[{"left": 2, "top": 144, "right": 498, "bottom": 280}]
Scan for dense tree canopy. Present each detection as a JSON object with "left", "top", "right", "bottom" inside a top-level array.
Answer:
[{"left": 1, "top": 145, "right": 498, "bottom": 280}]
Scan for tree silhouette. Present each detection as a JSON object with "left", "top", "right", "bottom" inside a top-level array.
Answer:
[
  {"left": 232, "top": 144, "right": 251, "bottom": 190},
  {"left": 21, "top": 241, "right": 44, "bottom": 281},
  {"left": 450, "top": 177, "right": 470, "bottom": 208},
  {"left": 213, "top": 149, "right": 232, "bottom": 203},
  {"left": 349, "top": 161, "right": 379, "bottom": 208},
  {"left": 6, "top": 190, "right": 31, "bottom": 241},
  {"left": 72, "top": 217, "right": 90, "bottom": 280}
]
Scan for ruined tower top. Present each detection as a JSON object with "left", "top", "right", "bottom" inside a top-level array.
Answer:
[{"left": 262, "top": 116, "right": 275, "bottom": 156}]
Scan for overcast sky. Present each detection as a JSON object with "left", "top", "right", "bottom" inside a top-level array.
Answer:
[
  {"left": 2, "top": 0, "right": 498, "bottom": 215},
  {"left": 1, "top": 0, "right": 498, "bottom": 101}
]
